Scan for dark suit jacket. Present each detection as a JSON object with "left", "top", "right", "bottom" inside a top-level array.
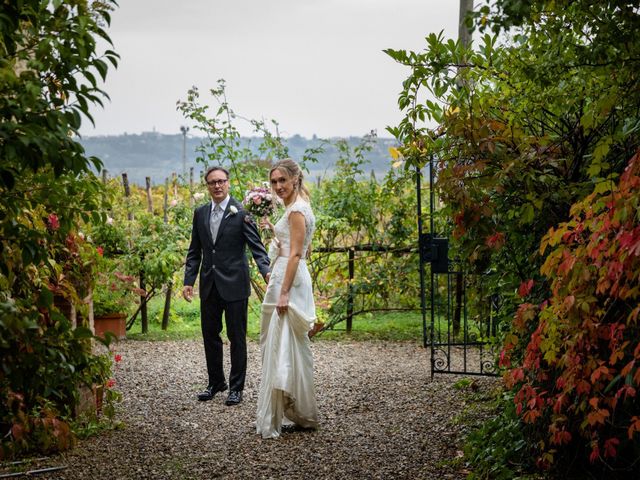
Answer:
[{"left": 183, "top": 197, "right": 270, "bottom": 302}]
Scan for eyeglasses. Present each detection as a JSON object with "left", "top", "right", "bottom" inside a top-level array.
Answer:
[{"left": 206, "top": 179, "right": 228, "bottom": 187}]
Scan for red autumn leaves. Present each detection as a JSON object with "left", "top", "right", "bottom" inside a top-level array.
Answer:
[{"left": 502, "top": 150, "right": 640, "bottom": 467}]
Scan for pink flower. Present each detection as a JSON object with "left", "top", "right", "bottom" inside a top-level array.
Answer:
[
  {"left": 132, "top": 287, "right": 147, "bottom": 297},
  {"left": 114, "top": 271, "right": 135, "bottom": 282},
  {"left": 170, "top": 199, "right": 178, "bottom": 207},
  {"left": 114, "top": 354, "right": 122, "bottom": 363},
  {"left": 243, "top": 185, "right": 276, "bottom": 218},
  {"left": 106, "top": 378, "right": 116, "bottom": 388},
  {"left": 96, "top": 246, "right": 104, "bottom": 256},
  {"left": 47, "top": 213, "right": 60, "bottom": 231}
]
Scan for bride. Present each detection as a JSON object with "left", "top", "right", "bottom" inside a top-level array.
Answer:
[{"left": 256, "top": 158, "right": 319, "bottom": 439}]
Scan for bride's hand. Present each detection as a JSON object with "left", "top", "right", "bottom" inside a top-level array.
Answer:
[
  {"left": 259, "top": 218, "right": 275, "bottom": 233},
  {"left": 276, "top": 291, "right": 290, "bottom": 316}
]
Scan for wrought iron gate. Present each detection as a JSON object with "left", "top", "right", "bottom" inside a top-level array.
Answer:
[{"left": 416, "top": 159, "right": 500, "bottom": 377}]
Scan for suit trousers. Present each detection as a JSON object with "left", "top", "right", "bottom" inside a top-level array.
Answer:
[{"left": 201, "top": 280, "right": 248, "bottom": 392}]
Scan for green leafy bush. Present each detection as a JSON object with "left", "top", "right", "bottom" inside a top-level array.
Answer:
[
  {"left": 0, "top": 0, "right": 119, "bottom": 458},
  {"left": 501, "top": 152, "right": 640, "bottom": 474},
  {"left": 464, "top": 391, "right": 532, "bottom": 480},
  {"left": 388, "top": 0, "right": 640, "bottom": 476}
]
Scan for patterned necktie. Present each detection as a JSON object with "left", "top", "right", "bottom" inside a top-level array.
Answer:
[{"left": 210, "top": 204, "right": 223, "bottom": 242}]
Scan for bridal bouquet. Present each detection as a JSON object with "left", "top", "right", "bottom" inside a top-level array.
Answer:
[{"left": 242, "top": 183, "right": 276, "bottom": 219}]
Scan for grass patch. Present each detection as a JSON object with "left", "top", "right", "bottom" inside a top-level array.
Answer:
[
  {"left": 125, "top": 295, "right": 261, "bottom": 341},
  {"left": 318, "top": 311, "right": 424, "bottom": 342},
  {"left": 125, "top": 296, "right": 202, "bottom": 341},
  {"left": 125, "top": 295, "right": 425, "bottom": 343}
]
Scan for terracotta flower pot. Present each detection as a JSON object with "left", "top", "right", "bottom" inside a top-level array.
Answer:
[{"left": 94, "top": 312, "right": 127, "bottom": 340}]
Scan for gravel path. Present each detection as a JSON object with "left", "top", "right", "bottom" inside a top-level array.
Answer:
[{"left": 33, "top": 339, "right": 497, "bottom": 479}]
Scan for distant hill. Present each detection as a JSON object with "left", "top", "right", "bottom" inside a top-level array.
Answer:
[{"left": 78, "top": 132, "right": 398, "bottom": 185}]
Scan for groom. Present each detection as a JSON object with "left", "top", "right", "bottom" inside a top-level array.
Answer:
[{"left": 183, "top": 166, "right": 270, "bottom": 406}]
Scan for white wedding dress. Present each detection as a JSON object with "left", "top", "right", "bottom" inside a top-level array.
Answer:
[{"left": 256, "top": 199, "right": 319, "bottom": 439}]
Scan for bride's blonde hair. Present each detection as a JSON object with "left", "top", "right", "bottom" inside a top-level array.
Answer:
[{"left": 269, "top": 158, "right": 311, "bottom": 202}]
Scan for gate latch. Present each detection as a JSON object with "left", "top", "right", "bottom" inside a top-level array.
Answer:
[{"left": 420, "top": 233, "right": 449, "bottom": 273}]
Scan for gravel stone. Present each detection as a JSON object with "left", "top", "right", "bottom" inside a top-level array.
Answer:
[{"left": 33, "top": 339, "right": 497, "bottom": 479}]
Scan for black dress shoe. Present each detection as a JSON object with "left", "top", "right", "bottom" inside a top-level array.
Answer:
[
  {"left": 281, "top": 424, "right": 298, "bottom": 434},
  {"left": 197, "top": 383, "right": 227, "bottom": 401},
  {"left": 225, "top": 390, "right": 242, "bottom": 406},
  {"left": 281, "top": 424, "right": 315, "bottom": 434}
]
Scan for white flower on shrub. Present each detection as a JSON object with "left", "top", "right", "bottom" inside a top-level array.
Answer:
[
  {"left": 106, "top": 216, "right": 114, "bottom": 225},
  {"left": 193, "top": 192, "right": 205, "bottom": 201}
]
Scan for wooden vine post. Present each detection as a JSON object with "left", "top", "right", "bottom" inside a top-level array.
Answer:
[
  {"left": 346, "top": 248, "right": 355, "bottom": 333},
  {"left": 122, "top": 173, "right": 148, "bottom": 333},
  {"left": 122, "top": 173, "right": 133, "bottom": 221},
  {"left": 145, "top": 176, "right": 153, "bottom": 213},
  {"left": 161, "top": 177, "right": 171, "bottom": 330}
]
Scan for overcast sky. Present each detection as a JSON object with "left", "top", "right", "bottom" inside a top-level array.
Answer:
[{"left": 81, "top": 0, "right": 460, "bottom": 139}]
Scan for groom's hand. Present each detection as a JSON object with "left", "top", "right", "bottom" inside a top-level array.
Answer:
[
  {"left": 265, "top": 272, "right": 271, "bottom": 284},
  {"left": 182, "top": 285, "right": 194, "bottom": 302}
]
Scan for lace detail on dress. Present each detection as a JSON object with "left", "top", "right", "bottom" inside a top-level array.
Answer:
[{"left": 273, "top": 199, "right": 315, "bottom": 259}]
